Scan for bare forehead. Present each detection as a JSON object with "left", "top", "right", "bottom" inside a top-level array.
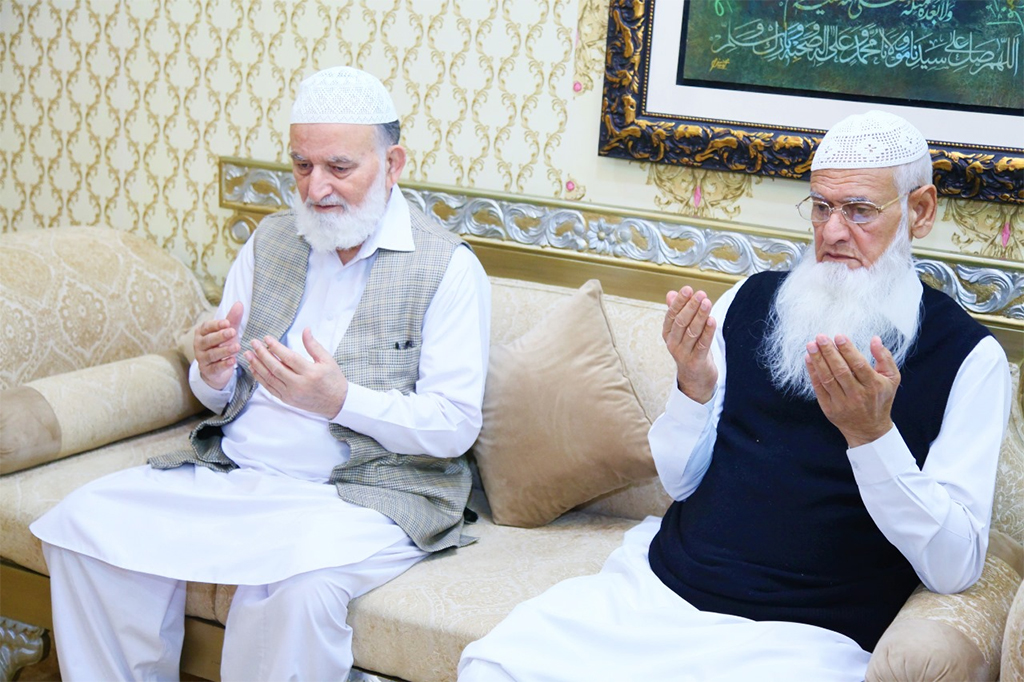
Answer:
[
  {"left": 289, "top": 123, "right": 377, "bottom": 160},
  {"left": 809, "top": 167, "right": 896, "bottom": 201}
]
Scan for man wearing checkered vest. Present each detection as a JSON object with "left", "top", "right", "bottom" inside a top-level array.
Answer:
[{"left": 33, "top": 66, "right": 491, "bottom": 681}]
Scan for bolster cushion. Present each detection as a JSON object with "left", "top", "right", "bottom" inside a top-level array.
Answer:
[{"left": 0, "top": 351, "right": 204, "bottom": 474}]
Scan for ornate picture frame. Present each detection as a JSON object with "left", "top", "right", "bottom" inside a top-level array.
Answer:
[{"left": 598, "top": 0, "right": 1024, "bottom": 205}]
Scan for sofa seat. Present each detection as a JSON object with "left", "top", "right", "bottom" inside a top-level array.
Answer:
[
  {"left": 203, "top": 499, "right": 640, "bottom": 682},
  {"left": 347, "top": 505, "right": 639, "bottom": 682},
  {"left": 0, "top": 415, "right": 226, "bottom": 623}
]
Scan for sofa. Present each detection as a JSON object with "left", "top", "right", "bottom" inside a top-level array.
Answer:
[{"left": 1, "top": 222, "right": 1022, "bottom": 682}]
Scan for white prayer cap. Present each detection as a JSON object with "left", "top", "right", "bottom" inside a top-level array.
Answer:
[
  {"left": 811, "top": 110, "right": 929, "bottom": 171},
  {"left": 290, "top": 66, "right": 398, "bottom": 125}
]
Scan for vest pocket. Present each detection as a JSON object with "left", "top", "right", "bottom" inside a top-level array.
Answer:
[{"left": 366, "top": 347, "right": 420, "bottom": 392}]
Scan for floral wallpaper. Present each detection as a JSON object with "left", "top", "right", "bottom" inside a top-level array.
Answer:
[{"left": 1, "top": 0, "right": 1019, "bottom": 300}]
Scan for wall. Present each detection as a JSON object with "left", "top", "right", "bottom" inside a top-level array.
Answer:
[{"left": 1, "top": 0, "right": 1019, "bottom": 300}]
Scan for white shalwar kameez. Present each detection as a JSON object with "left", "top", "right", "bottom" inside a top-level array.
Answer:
[
  {"left": 32, "top": 187, "right": 492, "bottom": 681},
  {"left": 458, "top": 277, "right": 1010, "bottom": 682}
]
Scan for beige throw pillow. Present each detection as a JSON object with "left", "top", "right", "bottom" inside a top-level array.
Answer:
[{"left": 474, "top": 279, "right": 656, "bottom": 528}]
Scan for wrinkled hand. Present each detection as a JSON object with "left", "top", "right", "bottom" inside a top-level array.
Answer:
[
  {"left": 805, "top": 334, "right": 900, "bottom": 447},
  {"left": 244, "top": 328, "right": 348, "bottom": 419},
  {"left": 195, "top": 301, "right": 244, "bottom": 390},
  {"left": 662, "top": 286, "right": 718, "bottom": 404}
]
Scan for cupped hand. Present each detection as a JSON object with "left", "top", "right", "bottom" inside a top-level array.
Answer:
[
  {"left": 244, "top": 328, "right": 349, "bottom": 419},
  {"left": 194, "top": 301, "right": 244, "bottom": 390},
  {"left": 805, "top": 334, "right": 900, "bottom": 447},
  {"left": 662, "top": 286, "right": 718, "bottom": 404}
]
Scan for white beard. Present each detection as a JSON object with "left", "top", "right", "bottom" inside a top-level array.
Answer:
[
  {"left": 763, "top": 228, "right": 920, "bottom": 400},
  {"left": 294, "top": 173, "right": 389, "bottom": 254}
]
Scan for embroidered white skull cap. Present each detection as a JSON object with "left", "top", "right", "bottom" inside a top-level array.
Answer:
[
  {"left": 291, "top": 66, "right": 398, "bottom": 125},
  {"left": 811, "top": 110, "right": 929, "bottom": 171}
]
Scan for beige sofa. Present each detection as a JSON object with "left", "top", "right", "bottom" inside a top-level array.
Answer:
[{"left": 1, "top": 224, "right": 1022, "bottom": 682}]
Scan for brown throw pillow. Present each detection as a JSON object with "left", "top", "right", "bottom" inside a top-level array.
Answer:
[{"left": 473, "top": 279, "right": 656, "bottom": 528}]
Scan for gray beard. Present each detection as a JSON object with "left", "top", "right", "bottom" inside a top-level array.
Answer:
[
  {"left": 294, "top": 175, "right": 389, "bottom": 254},
  {"left": 762, "top": 232, "right": 920, "bottom": 400}
]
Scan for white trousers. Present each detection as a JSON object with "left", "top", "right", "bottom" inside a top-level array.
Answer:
[
  {"left": 43, "top": 540, "right": 425, "bottom": 681},
  {"left": 458, "top": 518, "right": 870, "bottom": 682}
]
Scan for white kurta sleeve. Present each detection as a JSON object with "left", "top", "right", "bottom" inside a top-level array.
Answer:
[
  {"left": 188, "top": 237, "right": 255, "bottom": 413},
  {"left": 649, "top": 282, "right": 739, "bottom": 501},
  {"left": 847, "top": 335, "right": 1011, "bottom": 593},
  {"left": 332, "top": 245, "right": 491, "bottom": 458}
]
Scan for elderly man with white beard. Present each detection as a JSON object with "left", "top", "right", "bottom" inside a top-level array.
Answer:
[
  {"left": 31, "top": 66, "right": 491, "bottom": 681},
  {"left": 458, "top": 110, "right": 1010, "bottom": 682}
]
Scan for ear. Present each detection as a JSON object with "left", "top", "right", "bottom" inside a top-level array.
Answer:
[
  {"left": 384, "top": 145, "right": 407, "bottom": 192},
  {"left": 907, "top": 184, "right": 937, "bottom": 240}
]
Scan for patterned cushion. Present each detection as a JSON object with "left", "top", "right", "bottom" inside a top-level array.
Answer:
[
  {"left": 994, "top": 362, "right": 1024, "bottom": 545},
  {"left": 0, "top": 226, "right": 210, "bottom": 389}
]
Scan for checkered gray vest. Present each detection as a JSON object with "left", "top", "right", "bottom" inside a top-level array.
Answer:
[{"left": 150, "top": 206, "right": 474, "bottom": 552}]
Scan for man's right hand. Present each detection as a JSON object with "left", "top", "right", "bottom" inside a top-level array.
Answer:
[
  {"left": 194, "top": 301, "right": 244, "bottom": 390},
  {"left": 662, "top": 286, "right": 718, "bottom": 404}
]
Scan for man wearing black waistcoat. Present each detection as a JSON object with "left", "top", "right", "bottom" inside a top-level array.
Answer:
[{"left": 458, "top": 111, "right": 1011, "bottom": 681}]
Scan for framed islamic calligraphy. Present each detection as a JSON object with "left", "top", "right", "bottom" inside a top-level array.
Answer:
[{"left": 599, "top": 0, "right": 1024, "bottom": 204}]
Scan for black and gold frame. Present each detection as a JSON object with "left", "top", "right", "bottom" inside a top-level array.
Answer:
[{"left": 598, "top": 0, "right": 1024, "bottom": 204}]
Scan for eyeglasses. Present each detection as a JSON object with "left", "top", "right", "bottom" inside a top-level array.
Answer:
[{"left": 796, "top": 194, "right": 905, "bottom": 225}]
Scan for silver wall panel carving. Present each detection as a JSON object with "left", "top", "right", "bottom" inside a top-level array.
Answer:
[{"left": 221, "top": 161, "right": 1023, "bottom": 320}]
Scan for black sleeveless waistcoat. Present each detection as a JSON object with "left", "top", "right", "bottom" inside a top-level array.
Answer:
[{"left": 648, "top": 271, "right": 990, "bottom": 650}]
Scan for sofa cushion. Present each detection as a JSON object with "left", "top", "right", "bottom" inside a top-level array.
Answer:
[
  {"left": 472, "top": 279, "right": 656, "bottom": 528},
  {"left": 0, "top": 226, "right": 211, "bottom": 390},
  {"left": 210, "top": 500, "right": 639, "bottom": 682},
  {"left": 0, "top": 415, "right": 221, "bottom": 624},
  {"left": 0, "top": 416, "right": 206, "bottom": 575},
  {"left": 486, "top": 277, "right": 675, "bottom": 522},
  {"left": 1, "top": 352, "right": 203, "bottom": 474},
  {"left": 993, "top": 362, "right": 1024, "bottom": 546}
]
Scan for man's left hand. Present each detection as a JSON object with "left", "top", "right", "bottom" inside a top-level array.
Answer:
[
  {"left": 805, "top": 334, "right": 900, "bottom": 448},
  {"left": 244, "top": 329, "right": 348, "bottom": 419}
]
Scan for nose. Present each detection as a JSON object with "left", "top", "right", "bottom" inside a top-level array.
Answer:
[
  {"left": 817, "top": 209, "right": 850, "bottom": 245},
  {"left": 306, "top": 166, "right": 334, "bottom": 204}
]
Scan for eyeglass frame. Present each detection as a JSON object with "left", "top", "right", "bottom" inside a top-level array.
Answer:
[{"left": 795, "top": 189, "right": 917, "bottom": 226}]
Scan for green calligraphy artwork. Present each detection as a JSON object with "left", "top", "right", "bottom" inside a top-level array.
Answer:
[{"left": 677, "top": 0, "right": 1023, "bottom": 114}]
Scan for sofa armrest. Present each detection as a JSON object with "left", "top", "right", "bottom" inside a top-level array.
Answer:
[
  {"left": 1003, "top": 578, "right": 1024, "bottom": 682},
  {"left": 1, "top": 351, "right": 204, "bottom": 474},
  {"left": 866, "top": 530, "right": 1024, "bottom": 682}
]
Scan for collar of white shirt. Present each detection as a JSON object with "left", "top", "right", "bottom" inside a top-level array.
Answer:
[{"left": 347, "top": 185, "right": 414, "bottom": 266}]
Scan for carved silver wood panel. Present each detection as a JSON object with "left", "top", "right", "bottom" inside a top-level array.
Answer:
[{"left": 220, "top": 160, "right": 1024, "bottom": 320}]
